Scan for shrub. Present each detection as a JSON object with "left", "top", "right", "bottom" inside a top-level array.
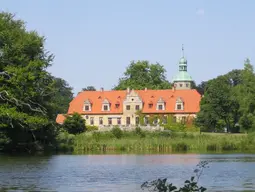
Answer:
[
  {"left": 86, "top": 125, "right": 98, "bottom": 132},
  {"left": 63, "top": 113, "right": 86, "bottom": 134},
  {"left": 111, "top": 126, "right": 123, "bottom": 139},
  {"left": 56, "top": 131, "right": 75, "bottom": 152},
  {"left": 135, "top": 126, "right": 146, "bottom": 138}
]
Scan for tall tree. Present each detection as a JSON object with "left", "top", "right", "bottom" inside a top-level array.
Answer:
[
  {"left": 51, "top": 77, "right": 73, "bottom": 115},
  {"left": 0, "top": 12, "right": 65, "bottom": 152},
  {"left": 82, "top": 86, "right": 96, "bottom": 91},
  {"left": 193, "top": 81, "right": 208, "bottom": 95},
  {"left": 236, "top": 59, "right": 255, "bottom": 132},
  {"left": 113, "top": 60, "right": 171, "bottom": 90},
  {"left": 196, "top": 75, "right": 239, "bottom": 132}
]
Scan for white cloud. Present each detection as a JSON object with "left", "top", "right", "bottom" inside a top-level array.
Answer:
[{"left": 196, "top": 8, "right": 205, "bottom": 16}]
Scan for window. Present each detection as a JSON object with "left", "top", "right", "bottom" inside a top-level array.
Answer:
[
  {"left": 90, "top": 117, "right": 94, "bottom": 125},
  {"left": 186, "top": 83, "right": 189, "bottom": 87},
  {"left": 158, "top": 104, "right": 163, "bottom": 110},
  {"left": 126, "top": 117, "right": 130, "bottom": 125},
  {"left": 181, "top": 116, "right": 186, "bottom": 124},
  {"left": 103, "top": 105, "right": 108, "bottom": 111},
  {"left": 177, "top": 104, "right": 182, "bottom": 110},
  {"left": 144, "top": 117, "right": 149, "bottom": 125},
  {"left": 180, "top": 84, "right": 183, "bottom": 87},
  {"left": 163, "top": 116, "right": 167, "bottom": 124},
  {"left": 153, "top": 118, "right": 158, "bottom": 125},
  {"left": 149, "top": 104, "right": 153, "bottom": 108},
  {"left": 173, "top": 116, "right": 177, "bottom": 123},
  {"left": 117, "top": 118, "right": 121, "bottom": 125},
  {"left": 126, "top": 105, "right": 130, "bottom": 110},
  {"left": 135, "top": 105, "right": 140, "bottom": 110},
  {"left": 115, "top": 104, "right": 120, "bottom": 108},
  {"left": 108, "top": 118, "right": 112, "bottom": 125},
  {"left": 99, "top": 117, "right": 103, "bottom": 125},
  {"left": 85, "top": 105, "right": 90, "bottom": 111},
  {"left": 135, "top": 117, "right": 139, "bottom": 125}
]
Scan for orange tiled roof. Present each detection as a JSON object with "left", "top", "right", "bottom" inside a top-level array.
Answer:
[
  {"left": 56, "top": 114, "right": 66, "bottom": 124},
  {"left": 67, "top": 89, "right": 201, "bottom": 114}
]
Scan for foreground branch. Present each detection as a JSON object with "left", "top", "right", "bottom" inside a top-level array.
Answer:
[{"left": 0, "top": 90, "right": 47, "bottom": 115}]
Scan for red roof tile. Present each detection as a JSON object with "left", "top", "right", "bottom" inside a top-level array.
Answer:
[
  {"left": 56, "top": 114, "right": 66, "bottom": 124},
  {"left": 67, "top": 89, "right": 201, "bottom": 115}
]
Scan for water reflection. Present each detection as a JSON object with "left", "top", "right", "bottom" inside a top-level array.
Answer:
[{"left": 0, "top": 154, "right": 255, "bottom": 191}]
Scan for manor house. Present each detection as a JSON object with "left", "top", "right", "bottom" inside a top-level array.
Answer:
[{"left": 56, "top": 49, "right": 201, "bottom": 127}]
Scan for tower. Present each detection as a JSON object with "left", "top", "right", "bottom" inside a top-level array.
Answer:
[{"left": 172, "top": 45, "right": 193, "bottom": 90}]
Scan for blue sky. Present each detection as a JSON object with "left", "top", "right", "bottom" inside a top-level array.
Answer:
[{"left": 1, "top": 0, "right": 255, "bottom": 94}]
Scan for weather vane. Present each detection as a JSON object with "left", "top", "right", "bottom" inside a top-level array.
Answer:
[{"left": 182, "top": 44, "right": 184, "bottom": 57}]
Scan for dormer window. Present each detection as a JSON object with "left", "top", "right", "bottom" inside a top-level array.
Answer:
[
  {"left": 103, "top": 105, "right": 109, "bottom": 111},
  {"left": 175, "top": 97, "right": 184, "bottom": 110},
  {"left": 156, "top": 97, "right": 165, "bottom": 110},
  {"left": 102, "top": 98, "right": 110, "bottom": 111},
  {"left": 83, "top": 99, "right": 92, "bottom": 111}
]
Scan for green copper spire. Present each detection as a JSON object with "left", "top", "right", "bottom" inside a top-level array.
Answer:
[{"left": 172, "top": 45, "right": 193, "bottom": 83}]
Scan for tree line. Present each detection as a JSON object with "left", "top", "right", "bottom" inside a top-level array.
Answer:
[{"left": 1, "top": 12, "right": 254, "bottom": 153}]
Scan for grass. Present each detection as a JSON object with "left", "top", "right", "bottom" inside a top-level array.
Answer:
[{"left": 70, "top": 130, "right": 255, "bottom": 153}]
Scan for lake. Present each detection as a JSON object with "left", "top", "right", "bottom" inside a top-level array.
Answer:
[{"left": 0, "top": 153, "right": 255, "bottom": 191}]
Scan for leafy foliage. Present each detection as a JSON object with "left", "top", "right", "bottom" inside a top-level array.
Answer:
[
  {"left": 86, "top": 125, "right": 99, "bottom": 131},
  {"left": 63, "top": 113, "right": 86, "bottom": 134},
  {"left": 50, "top": 77, "right": 73, "bottom": 115},
  {"left": 82, "top": 86, "right": 96, "bottom": 91},
  {"left": 196, "top": 61, "right": 255, "bottom": 133},
  {"left": 111, "top": 126, "right": 123, "bottom": 139},
  {"left": 113, "top": 60, "right": 171, "bottom": 90},
  {"left": 0, "top": 12, "right": 74, "bottom": 152},
  {"left": 141, "top": 161, "right": 208, "bottom": 192}
]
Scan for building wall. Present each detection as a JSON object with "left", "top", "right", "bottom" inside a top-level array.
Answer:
[
  {"left": 174, "top": 81, "right": 191, "bottom": 90},
  {"left": 122, "top": 89, "right": 143, "bottom": 125},
  {"left": 83, "top": 113, "right": 197, "bottom": 126},
  {"left": 83, "top": 114, "right": 123, "bottom": 126}
]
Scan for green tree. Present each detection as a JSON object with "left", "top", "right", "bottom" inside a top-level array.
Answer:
[
  {"left": 63, "top": 113, "right": 86, "bottom": 134},
  {"left": 82, "top": 86, "right": 96, "bottom": 91},
  {"left": 113, "top": 60, "right": 171, "bottom": 90},
  {"left": 194, "top": 81, "right": 208, "bottom": 95},
  {"left": 236, "top": 59, "right": 255, "bottom": 132},
  {"left": 196, "top": 75, "right": 239, "bottom": 132},
  {"left": 0, "top": 12, "right": 70, "bottom": 152},
  {"left": 51, "top": 77, "right": 73, "bottom": 115}
]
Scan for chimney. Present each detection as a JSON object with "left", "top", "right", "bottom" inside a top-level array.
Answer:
[
  {"left": 172, "top": 84, "right": 176, "bottom": 92},
  {"left": 145, "top": 87, "right": 147, "bottom": 91},
  {"left": 127, "top": 87, "right": 130, "bottom": 93},
  {"left": 100, "top": 87, "right": 104, "bottom": 92}
]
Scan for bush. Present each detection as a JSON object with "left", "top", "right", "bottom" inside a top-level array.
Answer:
[
  {"left": 86, "top": 125, "right": 98, "bottom": 132},
  {"left": 63, "top": 113, "right": 86, "bottom": 134},
  {"left": 56, "top": 131, "right": 75, "bottom": 152},
  {"left": 135, "top": 127, "right": 146, "bottom": 138},
  {"left": 111, "top": 126, "right": 123, "bottom": 139}
]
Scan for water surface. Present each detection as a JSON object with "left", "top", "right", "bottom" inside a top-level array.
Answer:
[{"left": 0, "top": 153, "right": 255, "bottom": 191}]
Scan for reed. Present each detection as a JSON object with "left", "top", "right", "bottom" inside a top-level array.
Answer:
[{"left": 72, "top": 131, "right": 255, "bottom": 153}]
